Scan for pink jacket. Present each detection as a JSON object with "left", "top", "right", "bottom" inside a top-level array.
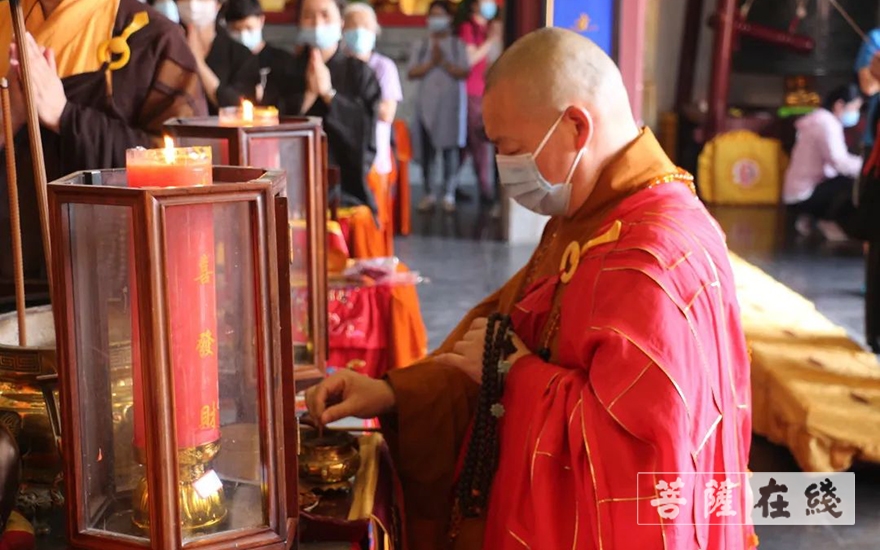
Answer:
[{"left": 783, "top": 108, "right": 863, "bottom": 204}]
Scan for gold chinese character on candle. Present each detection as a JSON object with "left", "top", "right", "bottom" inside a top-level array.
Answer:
[
  {"left": 196, "top": 330, "right": 216, "bottom": 359},
  {"left": 194, "top": 253, "right": 214, "bottom": 285},
  {"left": 199, "top": 403, "right": 218, "bottom": 430}
]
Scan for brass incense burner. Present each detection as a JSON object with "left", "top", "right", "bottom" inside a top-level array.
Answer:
[
  {"left": 0, "top": 304, "right": 138, "bottom": 520},
  {"left": 0, "top": 306, "right": 59, "bottom": 488},
  {"left": 298, "top": 428, "right": 360, "bottom": 484}
]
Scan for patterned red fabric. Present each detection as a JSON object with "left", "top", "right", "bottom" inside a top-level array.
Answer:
[
  {"left": 482, "top": 184, "right": 754, "bottom": 549},
  {"left": 328, "top": 285, "right": 392, "bottom": 379}
]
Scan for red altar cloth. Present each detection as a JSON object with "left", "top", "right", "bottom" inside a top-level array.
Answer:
[
  {"left": 330, "top": 210, "right": 428, "bottom": 376},
  {"left": 325, "top": 277, "right": 426, "bottom": 377}
]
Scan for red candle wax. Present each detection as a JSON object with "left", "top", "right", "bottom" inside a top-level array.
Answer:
[{"left": 127, "top": 145, "right": 220, "bottom": 451}]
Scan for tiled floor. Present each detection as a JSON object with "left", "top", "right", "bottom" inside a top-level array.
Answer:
[{"left": 396, "top": 189, "right": 880, "bottom": 549}]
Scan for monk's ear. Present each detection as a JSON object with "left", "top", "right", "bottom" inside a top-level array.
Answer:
[{"left": 564, "top": 106, "right": 593, "bottom": 150}]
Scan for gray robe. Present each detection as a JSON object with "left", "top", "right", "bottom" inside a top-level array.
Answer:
[{"left": 408, "top": 35, "right": 468, "bottom": 163}]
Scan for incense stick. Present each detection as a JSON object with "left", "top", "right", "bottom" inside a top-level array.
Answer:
[
  {"left": 1, "top": 79, "right": 26, "bottom": 346},
  {"left": 8, "top": 0, "right": 52, "bottom": 301}
]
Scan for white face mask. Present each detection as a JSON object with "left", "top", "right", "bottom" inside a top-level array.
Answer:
[
  {"left": 178, "top": 0, "right": 217, "bottom": 28},
  {"left": 230, "top": 28, "right": 263, "bottom": 52},
  {"left": 496, "top": 111, "right": 587, "bottom": 216}
]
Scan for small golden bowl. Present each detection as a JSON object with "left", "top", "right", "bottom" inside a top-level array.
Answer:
[{"left": 298, "top": 428, "right": 360, "bottom": 484}]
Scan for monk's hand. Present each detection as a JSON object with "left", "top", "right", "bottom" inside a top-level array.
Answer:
[
  {"left": 12, "top": 33, "right": 66, "bottom": 134},
  {"left": 305, "top": 369, "right": 396, "bottom": 426},
  {"left": 437, "top": 317, "right": 490, "bottom": 383},
  {"left": 438, "top": 318, "right": 533, "bottom": 384}
]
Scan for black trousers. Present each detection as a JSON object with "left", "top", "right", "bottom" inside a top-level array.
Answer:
[
  {"left": 857, "top": 142, "right": 880, "bottom": 352},
  {"left": 867, "top": 243, "right": 880, "bottom": 352},
  {"left": 790, "top": 175, "right": 856, "bottom": 223}
]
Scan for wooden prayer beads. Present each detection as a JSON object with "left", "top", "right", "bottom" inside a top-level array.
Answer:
[{"left": 454, "top": 313, "right": 513, "bottom": 525}]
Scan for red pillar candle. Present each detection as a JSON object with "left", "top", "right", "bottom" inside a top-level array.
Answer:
[
  {"left": 126, "top": 141, "right": 219, "bottom": 451},
  {"left": 219, "top": 101, "right": 281, "bottom": 169}
]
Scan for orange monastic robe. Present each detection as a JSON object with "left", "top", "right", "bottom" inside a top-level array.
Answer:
[{"left": 383, "top": 130, "right": 756, "bottom": 549}]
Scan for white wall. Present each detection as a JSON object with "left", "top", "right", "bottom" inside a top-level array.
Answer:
[{"left": 641, "top": 0, "right": 716, "bottom": 129}]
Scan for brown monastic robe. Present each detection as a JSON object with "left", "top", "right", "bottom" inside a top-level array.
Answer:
[{"left": 0, "top": 0, "right": 207, "bottom": 305}]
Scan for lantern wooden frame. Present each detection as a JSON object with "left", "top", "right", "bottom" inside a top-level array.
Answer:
[
  {"left": 164, "top": 116, "right": 328, "bottom": 388},
  {"left": 48, "top": 167, "right": 298, "bottom": 550}
]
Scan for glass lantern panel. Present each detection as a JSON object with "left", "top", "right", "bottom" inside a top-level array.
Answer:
[
  {"left": 160, "top": 201, "right": 270, "bottom": 543},
  {"left": 67, "top": 203, "right": 147, "bottom": 543},
  {"left": 176, "top": 137, "right": 231, "bottom": 166},
  {"left": 247, "top": 135, "right": 313, "bottom": 365}
]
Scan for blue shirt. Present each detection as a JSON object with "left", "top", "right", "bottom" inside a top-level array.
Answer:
[{"left": 856, "top": 29, "right": 880, "bottom": 147}]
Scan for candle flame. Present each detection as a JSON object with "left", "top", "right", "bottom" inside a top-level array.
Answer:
[
  {"left": 242, "top": 99, "right": 254, "bottom": 122},
  {"left": 163, "top": 135, "right": 175, "bottom": 164}
]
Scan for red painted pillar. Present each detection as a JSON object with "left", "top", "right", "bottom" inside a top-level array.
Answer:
[
  {"left": 676, "top": 0, "right": 705, "bottom": 109},
  {"left": 708, "top": 0, "right": 737, "bottom": 139},
  {"left": 504, "top": 0, "right": 543, "bottom": 43}
]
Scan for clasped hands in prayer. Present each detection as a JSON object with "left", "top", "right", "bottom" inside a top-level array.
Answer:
[
  {"left": 301, "top": 48, "right": 333, "bottom": 113},
  {"left": 5, "top": 32, "right": 66, "bottom": 134},
  {"left": 305, "top": 317, "right": 531, "bottom": 426}
]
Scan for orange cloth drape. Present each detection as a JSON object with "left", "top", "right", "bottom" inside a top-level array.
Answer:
[
  {"left": 367, "top": 169, "right": 395, "bottom": 256},
  {"left": 392, "top": 119, "right": 412, "bottom": 236},
  {"left": 336, "top": 208, "right": 428, "bottom": 372},
  {"left": 338, "top": 205, "right": 391, "bottom": 259},
  {"left": 389, "top": 263, "right": 428, "bottom": 369}
]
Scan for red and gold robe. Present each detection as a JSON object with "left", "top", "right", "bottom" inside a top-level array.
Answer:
[{"left": 383, "top": 129, "right": 756, "bottom": 549}]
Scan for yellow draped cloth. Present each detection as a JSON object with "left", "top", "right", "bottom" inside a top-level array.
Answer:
[
  {"left": 0, "top": 0, "right": 119, "bottom": 79},
  {"left": 731, "top": 253, "right": 880, "bottom": 471}
]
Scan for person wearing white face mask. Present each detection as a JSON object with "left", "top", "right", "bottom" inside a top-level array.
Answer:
[
  {"left": 223, "top": 0, "right": 294, "bottom": 103},
  {"left": 409, "top": 0, "right": 469, "bottom": 213},
  {"left": 175, "top": 0, "right": 259, "bottom": 113},
  {"left": 342, "top": 2, "right": 402, "bottom": 254},
  {"left": 305, "top": 29, "right": 754, "bottom": 550},
  {"left": 262, "top": 0, "right": 381, "bottom": 213}
]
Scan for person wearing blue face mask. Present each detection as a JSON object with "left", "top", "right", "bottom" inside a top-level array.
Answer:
[
  {"left": 458, "top": 0, "right": 503, "bottom": 211},
  {"left": 223, "top": 0, "right": 294, "bottom": 102},
  {"left": 409, "top": 0, "right": 470, "bottom": 213},
  {"left": 148, "top": 0, "right": 181, "bottom": 23},
  {"left": 784, "top": 84, "right": 864, "bottom": 242},
  {"left": 262, "top": 0, "right": 382, "bottom": 213},
  {"left": 342, "top": 2, "right": 402, "bottom": 251}
]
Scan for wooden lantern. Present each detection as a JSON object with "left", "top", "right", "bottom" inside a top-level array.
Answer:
[
  {"left": 164, "top": 114, "right": 328, "bottom": 387},
  {"left": 48, "top": 166, "right": 298, "bottom": 549}
]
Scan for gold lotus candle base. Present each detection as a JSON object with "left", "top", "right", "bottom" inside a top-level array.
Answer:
[{"left": 132, "top": 440, "right": 227, "bottom": 532}]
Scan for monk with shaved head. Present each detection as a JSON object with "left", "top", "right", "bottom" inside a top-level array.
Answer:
[{"left": 307, "top": 28, "right": 755, "bottom": 550}]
